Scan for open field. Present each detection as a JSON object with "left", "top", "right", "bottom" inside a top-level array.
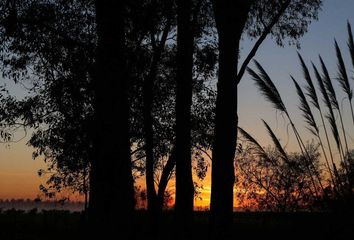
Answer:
[{"left": 0, "top": 210, "right": 353, "bottom": 240}]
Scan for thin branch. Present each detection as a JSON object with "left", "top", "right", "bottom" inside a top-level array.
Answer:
[
  {"left": 193, "top": 145, "right": 212, "bottom": 161},
  {"left": 237, "top": 0, "right": 291, "bottom": 83},
  {"left": 131, "top": 146, "right": 144, "bottom": 156}
]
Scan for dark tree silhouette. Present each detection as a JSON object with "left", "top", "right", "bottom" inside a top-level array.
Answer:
[
  {"left": 175, "top": 0, "right": 195, "bottom": 236},
  {"left": 89, "top": 0, "right": 134, "bottom": 237},
  {"left": 0, "top": 0, "right": 215, "bottom": 217},
  {"left": 0, "top": 87, "right": 14, "bottom": 143},
  {"left": 0, "top": 0, "right": 95, "bottom": 204},
  {"left": 0, "top": 1, "right": 326, "bottom": 238},
  {"left": 209, "top": 0, "right": 322, "bottom": 237},
  {"left": 141, "top": 0, "right": 173, "bottom": 224},
  {"left": 209, "top": 1, "right": 254, "bottom": 237},
  {"left": 130, "top": 0, "right": 216, "bottom": 224}
]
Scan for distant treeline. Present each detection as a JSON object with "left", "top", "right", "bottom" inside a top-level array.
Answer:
[{"left": 0, "top": 199, "right": 84, "bottom": 212}]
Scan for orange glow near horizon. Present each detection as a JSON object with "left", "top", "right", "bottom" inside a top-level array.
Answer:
[
  {"left": 0, "top": 139, "right": 46, "bottom": 200},
  {"left": 0, "top": 141, "right": 266, "bottom": 210},
  {"left": 1, "top": 0, "right": 354, "bottom": 211}
]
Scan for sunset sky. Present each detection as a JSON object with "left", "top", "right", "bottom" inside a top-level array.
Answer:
[{"left": 1, "top": 0, "right": 354, "bottom": 208}]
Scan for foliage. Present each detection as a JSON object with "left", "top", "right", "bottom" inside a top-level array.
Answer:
[
  {"left": 236, "top": 133, "right": 321, "bottom": 211},
  {"left": 0, "top": 0, "right": 215, "bottom": 199},
  {"left": 0, "top": 0, "right": 325, "bottom": 213},
  {"left": 246, "top": 0, "right": 322, "bottom": 47}
]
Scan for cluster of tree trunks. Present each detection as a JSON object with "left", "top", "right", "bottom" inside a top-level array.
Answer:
[
  {"left": 0, "top": 0, "right": 324, "bottom": 239},
  {"left": 85, "top": 0, "right": 321, "bottom": 239}
]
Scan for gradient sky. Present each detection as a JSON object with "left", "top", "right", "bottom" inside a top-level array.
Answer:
[
  {"left": 1, "top": 0, "right": 354, "bottom": 206},
  {"left": 239, "top": 0, "right": 354, "bottom": 153}
]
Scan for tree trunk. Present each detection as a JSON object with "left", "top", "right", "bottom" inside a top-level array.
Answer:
[
  {"left": 89, "top": 0, "right": 134, "bottom": 238},
  {"left": 143, "top": 51, "right": 158, "bottom": 220},
  {"left": 143, "top": 12, "right": 172, "bottom": 228},
  {"left": 210, "top": 1, "right": 252, "bottom": 238},
  {"left": 210, "top": 27, "right": 239, "bottom": 240},
  {"left": 83, "top": 167, "right": 88, "bottom": 213},
  {"left": 157, "top": 147, "right": 176, "bottom": 211},
  {"left": 175, "top": 0, "right": 195, "bottom": 237}
]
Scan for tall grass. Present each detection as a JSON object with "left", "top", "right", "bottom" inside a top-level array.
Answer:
[
  {"left": 312, "top": 63, "right": 344, "bottom": 166},
  {"left": 320, "top": 56, "right": 350, "bottom": 162},
  {"left": 246, "top": 23, "right": 354, "bottom": 202},
  {"left": 297, "top": 54, "right": 340, "bottom": 189},
  {"left": 292, "top": 76, "right": 335, "bottom": 186},
  {"left": 247, "top": 62, "right": 324, "bottom": 196}
]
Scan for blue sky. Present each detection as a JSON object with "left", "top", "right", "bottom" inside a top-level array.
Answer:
[
  {"left": 1, "top": 0, "right": 354, "bottom": 199},
  {"left": 239, "top": 0, "right": 354, "bottom": 155}
]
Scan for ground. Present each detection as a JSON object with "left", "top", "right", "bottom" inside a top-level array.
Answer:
[{"left": 0, "top": 209, "right": 353, "bottom": 240}]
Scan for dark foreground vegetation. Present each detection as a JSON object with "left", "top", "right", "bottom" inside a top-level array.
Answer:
[
  {"left": 3, "top": 0, "right": 354, "bottom": 239},
  {"left": 0, "top": 210, "right": 353, "bottom": 240}
]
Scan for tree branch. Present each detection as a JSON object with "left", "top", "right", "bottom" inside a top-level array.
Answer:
[
  {"left": 194, "top": 145, "right": 212, "bottom": 161},
  {"left": 236, "top": 0, "right": 291, "bottom": 84}
]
